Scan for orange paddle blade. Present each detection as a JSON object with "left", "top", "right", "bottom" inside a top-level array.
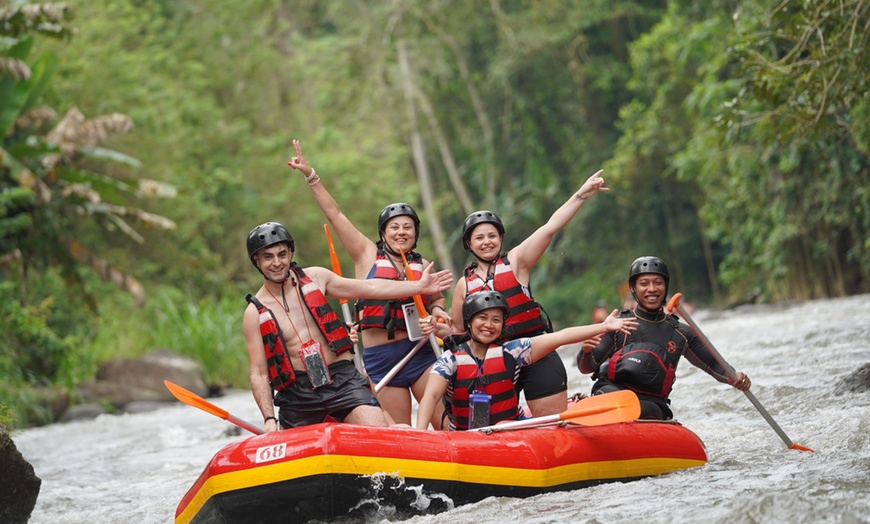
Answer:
[
  {"left": 665, "top": 292, "right": 683, "bottom": 314},
  {"left": 324, "top": 224, "right": 348, "bottom": 305},
  {"left": 475, "top": 389, "right": 642, "bottom": 432},
  {"left": 165, "top": 380, "right": 263, "bottom": 435},
  {"left": 165, "top": 380, "right": 229, "bottom": 420},
  {"left": 324, "top": 224, "right": 342, "bottom": 274},
  {"left": 561, "top": 390, "right": 641, "bottom": 426}
]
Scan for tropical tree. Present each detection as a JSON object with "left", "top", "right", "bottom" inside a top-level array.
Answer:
[
  {"left": 1, "top": 1, "right": 176, "bottom": 386},
  {"left": 699, "top": 0, "right": 870, "bottom": 300},
  {"left": 612, "top": 0, "right": 870, "bottom": 304}
]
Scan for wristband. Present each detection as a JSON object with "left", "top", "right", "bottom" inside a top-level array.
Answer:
[
  {"left": 264, "top": 416, "right": 278, "bottom": 424},
  {"left": 304, "top": 169, "right": 318, "bottom": 183},
  {"left": 430, "top": 304, "right": 446, "bottom": 314}
]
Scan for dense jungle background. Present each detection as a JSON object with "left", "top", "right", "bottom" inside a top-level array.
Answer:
[{"left": 2, "top": 0, "right": 868, "bottom": 428}]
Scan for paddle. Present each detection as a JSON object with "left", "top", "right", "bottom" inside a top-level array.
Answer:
[
  {"left": 164, "top": 380, "right": 264, "bottom": 435},
  {"left": 665, "top": 293, "right": 814, "bottom": 452},
  {"left": 474, "top": 390, "right": 641, "bottom": 432},
  {"left": 398, "top": 248, "right": 443, "bottom": 357},
  {"left": 324, "top": 223, "right": 365, "bottom": 373}
]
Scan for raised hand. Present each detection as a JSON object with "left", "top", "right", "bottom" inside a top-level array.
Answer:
[
  {"left": 603, "top": 309, "right": 637, "bottom": 335},
  {"left": 286, "top": 139, "right": 314, "bottom": 178},
  {"left": 418, "top": 262, "right": 454, "bottom": 294},
  {"left": 576, "top": 169, "right": 610, "bottom": 200}
]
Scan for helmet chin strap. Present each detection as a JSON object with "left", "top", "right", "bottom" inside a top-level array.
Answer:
[
  {"left": 379, "top": 232, "right": 417, "bottom": 257},
  {"left": 631, "top": 286, "right": 667, "bottom": 313},
  {"left": 379, "top": 235, "right": 405, "bottom": 258},
  {"left": 472, "top": 236, "right": 503, "bottom": 266},
  {"left": 382, "top": 243, "right": 402, "bottom": 258},
  {"left": 466, "top": 324, "right": 488, "bottom": 347},
  {"left": 474, "top": 253, "right": 500, "bottom": 266}
]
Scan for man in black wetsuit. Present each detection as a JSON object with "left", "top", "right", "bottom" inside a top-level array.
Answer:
[{"left": 577, "top": 256, "right": 752, "bottom": 420}]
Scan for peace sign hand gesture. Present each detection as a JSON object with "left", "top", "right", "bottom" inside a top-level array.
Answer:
[{"left": 287, "top": 139, "right": 314, "bottom": 178}]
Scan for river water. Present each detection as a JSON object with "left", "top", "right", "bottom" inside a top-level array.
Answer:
[{"left": 14, "top": 294, "right": 870, "bottom": 524}]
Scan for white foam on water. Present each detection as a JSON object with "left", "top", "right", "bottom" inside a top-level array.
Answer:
[{"left": 14, "top": 295, "right": 870, "bottom": 524}]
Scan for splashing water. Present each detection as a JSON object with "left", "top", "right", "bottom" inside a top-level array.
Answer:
[{"left": 15, "top": 295, "right": 870, "bottom": 523}]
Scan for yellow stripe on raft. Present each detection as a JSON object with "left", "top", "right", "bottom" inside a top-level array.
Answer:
[{"left": 176, "top": 454, "right": 705, "bottom": 524}]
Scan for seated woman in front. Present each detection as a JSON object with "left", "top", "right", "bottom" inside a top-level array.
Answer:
[{"left": 415, "top": 291, "right": 636, "bottom": 430}]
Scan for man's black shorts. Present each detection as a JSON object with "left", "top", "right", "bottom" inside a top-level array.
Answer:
[{"left": 274, "top": 360, "right": 380, "bottom": 428}]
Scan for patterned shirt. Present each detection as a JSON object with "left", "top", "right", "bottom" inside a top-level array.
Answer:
[{"left": 430, "top": 337, "right": 534, "bottom": 386}]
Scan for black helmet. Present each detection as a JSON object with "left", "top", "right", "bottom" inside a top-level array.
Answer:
[
  {"left": 628, "top": 256, "right": 669, "bottom": 307},
  {"left": 377, "top": 203, "right": 420, "bottom": 249},
  {"left": 462, "top": 290, "right": 510, "bottom": 328},
  {"left": 461, "top": 210, "right": 505, "bottom": 251},
  {"left": 247, "top": 222, "right": 294, "bottom": 267},
  {"left": 628, "top": 256, "right": 669, "bottom": 286}
]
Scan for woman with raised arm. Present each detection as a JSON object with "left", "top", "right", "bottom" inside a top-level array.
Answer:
[
  {"left": 288, "top": 140, "right": 451, "bottom": 427},
  {"left": 450, "top": 170, "right": 609, "bottom": 418}
]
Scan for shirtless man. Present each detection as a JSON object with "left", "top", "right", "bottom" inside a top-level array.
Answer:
[{"left": 243, "top": 222, "right": 453, "bottom": 432}]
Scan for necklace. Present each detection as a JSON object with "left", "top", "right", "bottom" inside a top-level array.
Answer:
[{"left": 265, "top": 278, "right": 313, "bottom": 342}]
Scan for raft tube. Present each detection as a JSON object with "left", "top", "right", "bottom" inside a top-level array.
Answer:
[{"left": 176, "top": 420, "right": 706, "bottom": 523}]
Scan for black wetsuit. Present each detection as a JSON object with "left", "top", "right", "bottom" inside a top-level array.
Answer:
[{"left": 586, "top": 306, "right": 730, "bottom": 420}]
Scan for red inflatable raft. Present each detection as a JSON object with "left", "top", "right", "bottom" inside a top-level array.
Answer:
[{"left": 175, "top": 420, "right": 707, "bottom": 523}]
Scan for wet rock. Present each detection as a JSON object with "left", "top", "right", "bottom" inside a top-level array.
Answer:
[
  {"left": 74, "top": 380, "right": 167, "bottom": 407},
  {"left": 97, "top": 349, "right": 208, "bottom": 400},
  {"left": 833, "top": 363, "right": 870, "bottom": 395},
  {"left": 36, "top": 387, "right": 70, "bottom": 421},
  {"left": 58, "top": 404, "right": 108, "bottom": 423},
  {"left": 62, "top": 349, "right": 208, "bottom": 422},
  {"left": 122, "top": 401, "right": 168, "bottom": 414},
  {"left": 0, "top": 422, "right": 41, "bottom": 524}
]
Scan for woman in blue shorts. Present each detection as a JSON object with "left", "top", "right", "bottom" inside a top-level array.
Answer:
[
  {"left": 288, "top": 140, "right": 451, "bottom": 427},
  {"left": 450, "top": 169, "right": 611, "bottom": 417}
]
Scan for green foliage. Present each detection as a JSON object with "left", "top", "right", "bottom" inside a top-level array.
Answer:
[
  {"left": 0, "top": 383, "right": 60, "bottom": 429},
  {"left": 81, "top": 286, "right": 248, "bottom": 388},
  {"left": 0, "top": 403, "right": 12, "bottom": 428},
  {"left": 679, "top": 0, "right": 870, "bottom": 301},
  {"left": 147, "top": 288, "right": 248, "bottom": 387},
  {"left": 1, "top": 2, "right": 180, "bottom": 409},
  {"left": 610, "top": 0, "right": 870, "bottom": 304},
  {"left": 0, "top": 280, "right": 76, "bottom": 385}
]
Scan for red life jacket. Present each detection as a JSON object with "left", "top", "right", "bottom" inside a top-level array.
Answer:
[
  {"left": 246, "top": 265, "right": 354, "bottom": 393},
  {"left": 289, "top": 263, "right": 354, "bottom": 355},
  {"left": 465, "top": 255, "right": 551, "bottom": 338},
  {"left": 356, "top": 250, "right": 429, "bottom": 339},
  {"left": 245, "top": 294, "right": 296, "bottom": 392},
  {"left": 450, "top": 345, "right": 519, "bottom": 430}
]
